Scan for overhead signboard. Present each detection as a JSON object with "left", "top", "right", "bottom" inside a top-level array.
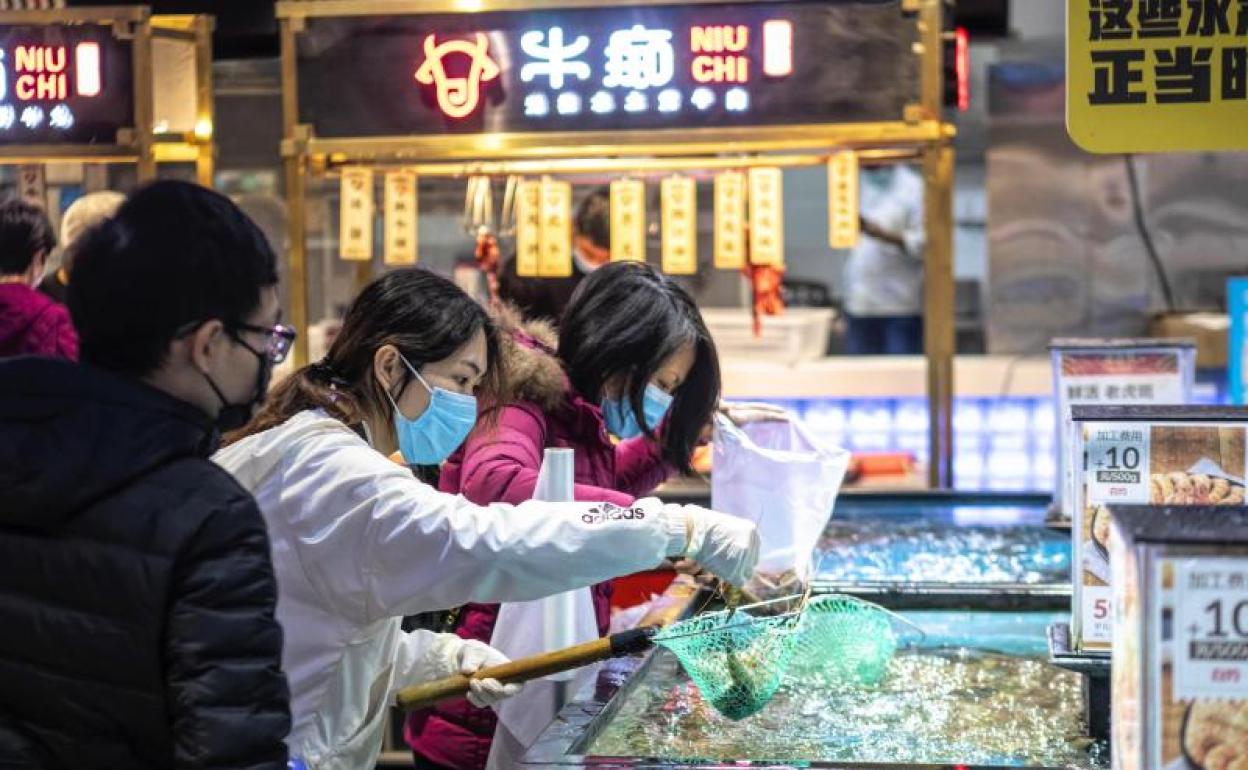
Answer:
[
  {"left": 1067, "top": 0, "right": 1248, "bottom": 152},
  {"left": 294, "top": 1, "right": 919, "bottom": 138},
  {"left": 0, "top": 24, "right": 134, "bottom": 145}
]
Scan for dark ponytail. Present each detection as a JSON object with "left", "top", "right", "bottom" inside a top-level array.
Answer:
[{"left": 228, "top": 268, "right": 505, "bottom": 444}]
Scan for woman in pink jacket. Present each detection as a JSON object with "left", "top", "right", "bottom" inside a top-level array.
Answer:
[{"left": 406, "top": 262, "right": 722, "bottom": 769}]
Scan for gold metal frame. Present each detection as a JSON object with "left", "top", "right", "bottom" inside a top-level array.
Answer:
[
  {"left": 0, "top": 7, "right": 215, "bottom": 187},
  {"left": 279, "top": 0, "right": 957, "bottom": 488}
]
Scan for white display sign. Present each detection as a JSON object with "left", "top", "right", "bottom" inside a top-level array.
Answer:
[
  {"left": 1174, "top": 557, "right": 1248, "bottom": 700},
  {"left": 1085, "top": 423, "right": 1151, "bottom": 505}
]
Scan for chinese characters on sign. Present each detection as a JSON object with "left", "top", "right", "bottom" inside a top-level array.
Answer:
[
  {"left": 610, "top": 179, "right": 646, "bottom": 263},
  {"left": 383, "top": 171, "right": 418, "bottom": 266},
  {"left": 339, "top": 167, "right": 374, "bottom": 261},
  {"left": 661, "top": 175, "right": 697, "bottom": 274},
  {"left": 748, "top": 166, "right": 784, "bottom": 267},
  {"left": 514, "top": 181, "right": 543, "bottom": 278},
  {"left": 713, "top": 172, "right": 747, "bottom": 269},
  {"left": 1173, "top": 558, "right": 1248, "bottom": 700},
  {"left": 537, "top": 179, "right": 573, "bottom": 277},
  {"left": 1068, "top": 0, "right": 1248, "bottom": 151},
  {"left": 827, "top": 151, "right": 859, "bottom": 249},
  {"left": 414, "top": 18, "right": 792, "bottom": 123}
]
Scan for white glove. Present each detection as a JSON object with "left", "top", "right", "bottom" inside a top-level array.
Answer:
[
  {"left": 676, "top": 505, "right": 759, "bottom": 587},
  {"left": 456, "top": 639, "right": 524, "bottom": 709}
]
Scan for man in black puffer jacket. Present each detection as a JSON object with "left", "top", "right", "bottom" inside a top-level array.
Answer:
[{"left": 0, "top": 181, "right": 293, "bottom": 769}]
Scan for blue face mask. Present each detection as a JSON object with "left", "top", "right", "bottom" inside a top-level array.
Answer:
[
  {"left": 385, "top": 354, "right": 478, "bottom": 465},
  {"left": 601, "top": 383, "right": 674, "bottom": 439}
]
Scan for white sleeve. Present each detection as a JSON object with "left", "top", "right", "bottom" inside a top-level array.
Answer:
[
  {"left": 279, "top": 432, "right": 689, "bottom": 624},
  {"left": 393, "top": 629, "right": 464, "bottom": 690}
]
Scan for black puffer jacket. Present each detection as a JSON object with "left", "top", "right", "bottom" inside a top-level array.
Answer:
[{"left": 0, "top": 357, "right": 290, "bottom": 770}]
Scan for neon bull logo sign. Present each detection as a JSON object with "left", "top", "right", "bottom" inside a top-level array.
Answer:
[{"left": 414, "top": 33, "right": 500, "bottom": 119}]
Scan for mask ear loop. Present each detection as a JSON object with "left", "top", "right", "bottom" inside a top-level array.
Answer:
[{"left": 397, "top": 352, "right": 433, "bottom": 396}]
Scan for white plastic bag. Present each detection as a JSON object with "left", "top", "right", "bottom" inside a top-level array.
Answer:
[
  {"left": 487, "top": 448, "right": 599, "bottom": 770},
  {"left": 712, "top": 416, "right": 850, "bottom": 594}
]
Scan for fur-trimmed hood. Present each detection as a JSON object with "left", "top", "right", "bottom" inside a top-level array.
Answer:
[{"left": 494, "top": 303, "right": 570, "bottom": 413}]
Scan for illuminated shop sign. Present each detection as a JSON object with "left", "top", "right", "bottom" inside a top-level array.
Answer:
[
  {"left": 0, "top": 25, "right": 133, "bottom": 145},
  {"left": 296, "top": 1, "right": 918, "bottom": 137}
]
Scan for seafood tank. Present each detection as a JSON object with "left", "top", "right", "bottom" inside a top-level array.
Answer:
[
  {"left": 809, "top": 493, "right": 1071, "bottom": 608},
  {"left": 522, "top": 611, "right": 1106, "bottom": 769}
]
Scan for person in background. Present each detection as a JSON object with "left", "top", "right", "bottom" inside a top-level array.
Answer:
[
  {"left": 0, "top": 198, "right": 75, "bottom": 359},
  {"left": 39, "top": 190, "right": 125, "bottom": 305},
  {"left": 842, "top": 164, "right": 926, "bottom": 355},
  {"left": 408, "top": 262, "right": 779, "bottom": 770},
  {"left": 0, "top": 181, "right": 292, "bottom": 769},
  {"left": 214, "top": 267, "right": 758, "bottom": 770},
  {"left": 498, "top": 186, "right": 610, "bottom": 324}
]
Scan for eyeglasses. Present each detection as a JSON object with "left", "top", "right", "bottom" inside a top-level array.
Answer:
[
  {"left": 228, "top": 322, "right": 298, "bottom": 365},
  {"left": 175, "top": 319, "right": 299, "bottom": 365}
]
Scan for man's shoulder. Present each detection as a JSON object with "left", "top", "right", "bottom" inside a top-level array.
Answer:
[{"left": 138, "top": 455, "right": 265, "bottom": 533}]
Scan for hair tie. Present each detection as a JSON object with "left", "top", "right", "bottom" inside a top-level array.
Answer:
[{"left": 309, "top": 358, "right": 349, "bottom": 388}]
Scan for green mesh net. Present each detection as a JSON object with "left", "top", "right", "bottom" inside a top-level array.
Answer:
[
  {"left": 652, "top": 593, "right": 901, "bottom": 720},
  {"left": 652, "top": 603, "right": 802, "bottom": 720},
  {"left": 788, "top": 594, "right": 898, "bottom": 686}
]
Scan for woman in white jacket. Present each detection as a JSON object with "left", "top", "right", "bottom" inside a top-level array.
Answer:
[{"left": 214, "top": 268, "right": 758, "bottom": 770}]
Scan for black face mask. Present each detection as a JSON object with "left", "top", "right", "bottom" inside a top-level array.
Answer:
[{"left": 201, "top": 339, "right": 272, "bottom": 433}]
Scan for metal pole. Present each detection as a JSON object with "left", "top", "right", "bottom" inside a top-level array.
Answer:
[
  {"left": 918, "top": 0, "right": 955, "bottom": 489},
  {"left": 133, "top": 13, "right": 156, "bottom": 182},
  {"left": 194, "top": 14, "right": 216, "bottom": 188},
  {"left": 923, "top": 141, "right": 956, "bottom": 489},
  {"left": 281, "top": 17, "right": 310, "bottom": 366}
]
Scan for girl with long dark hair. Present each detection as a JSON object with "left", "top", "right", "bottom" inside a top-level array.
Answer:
[{"left": 409, "top": 262, "right": 779, "bottom": 769}]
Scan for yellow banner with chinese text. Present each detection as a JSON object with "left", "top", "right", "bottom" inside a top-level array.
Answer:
[{"left": 1067, "top": 0, "right": 1248, "bottom": 152}]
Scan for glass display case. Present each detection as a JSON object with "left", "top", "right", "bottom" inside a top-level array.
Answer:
[{"left": 810, "top": 492, "right": 1071, "bottom": 609}]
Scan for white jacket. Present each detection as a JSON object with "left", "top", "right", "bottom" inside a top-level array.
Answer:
[
  {"left": 843, "top": 164, "right": 927, "bottom": 317},
  {"left": 213, "top": 409, "right": 690, "bottom": 770}
]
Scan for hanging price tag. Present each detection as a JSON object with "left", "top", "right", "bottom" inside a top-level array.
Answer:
[
  {"left": 827, "top": 151, "right": 859, "bottom": 249},
  {"left": 339, "top": 167, "right": 374, "bottom": 262},
  {"left": 515, "top": 181, "right": 542, "bottom": 278},
  {"left": 661, "top": 175, "right": 697, "bottom": 275},
  {"left": 748, "top": 167, "right": 784, "bottom": 267},
  {"left": 383, "top": 170, "right": 418, "bottom": 266},
  {"left": 610, "top": 179, "right": 646, "bottom": 263},
  {"left": 1173, "top": 557, "right": 1248, "bottom": 699},
  {"left": 1086, "top": 423, "right": 1152, "bottom": 504},
  {"left": 538, "top": 179, "right": 572, "bottom": 278},
  {"left": 713, "top": 172, "right": 746, "bottom": 270}
]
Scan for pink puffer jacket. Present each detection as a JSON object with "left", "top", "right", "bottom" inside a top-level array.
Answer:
[{"left": 405, "top": 315, "right": 673, "bottom": 770}]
